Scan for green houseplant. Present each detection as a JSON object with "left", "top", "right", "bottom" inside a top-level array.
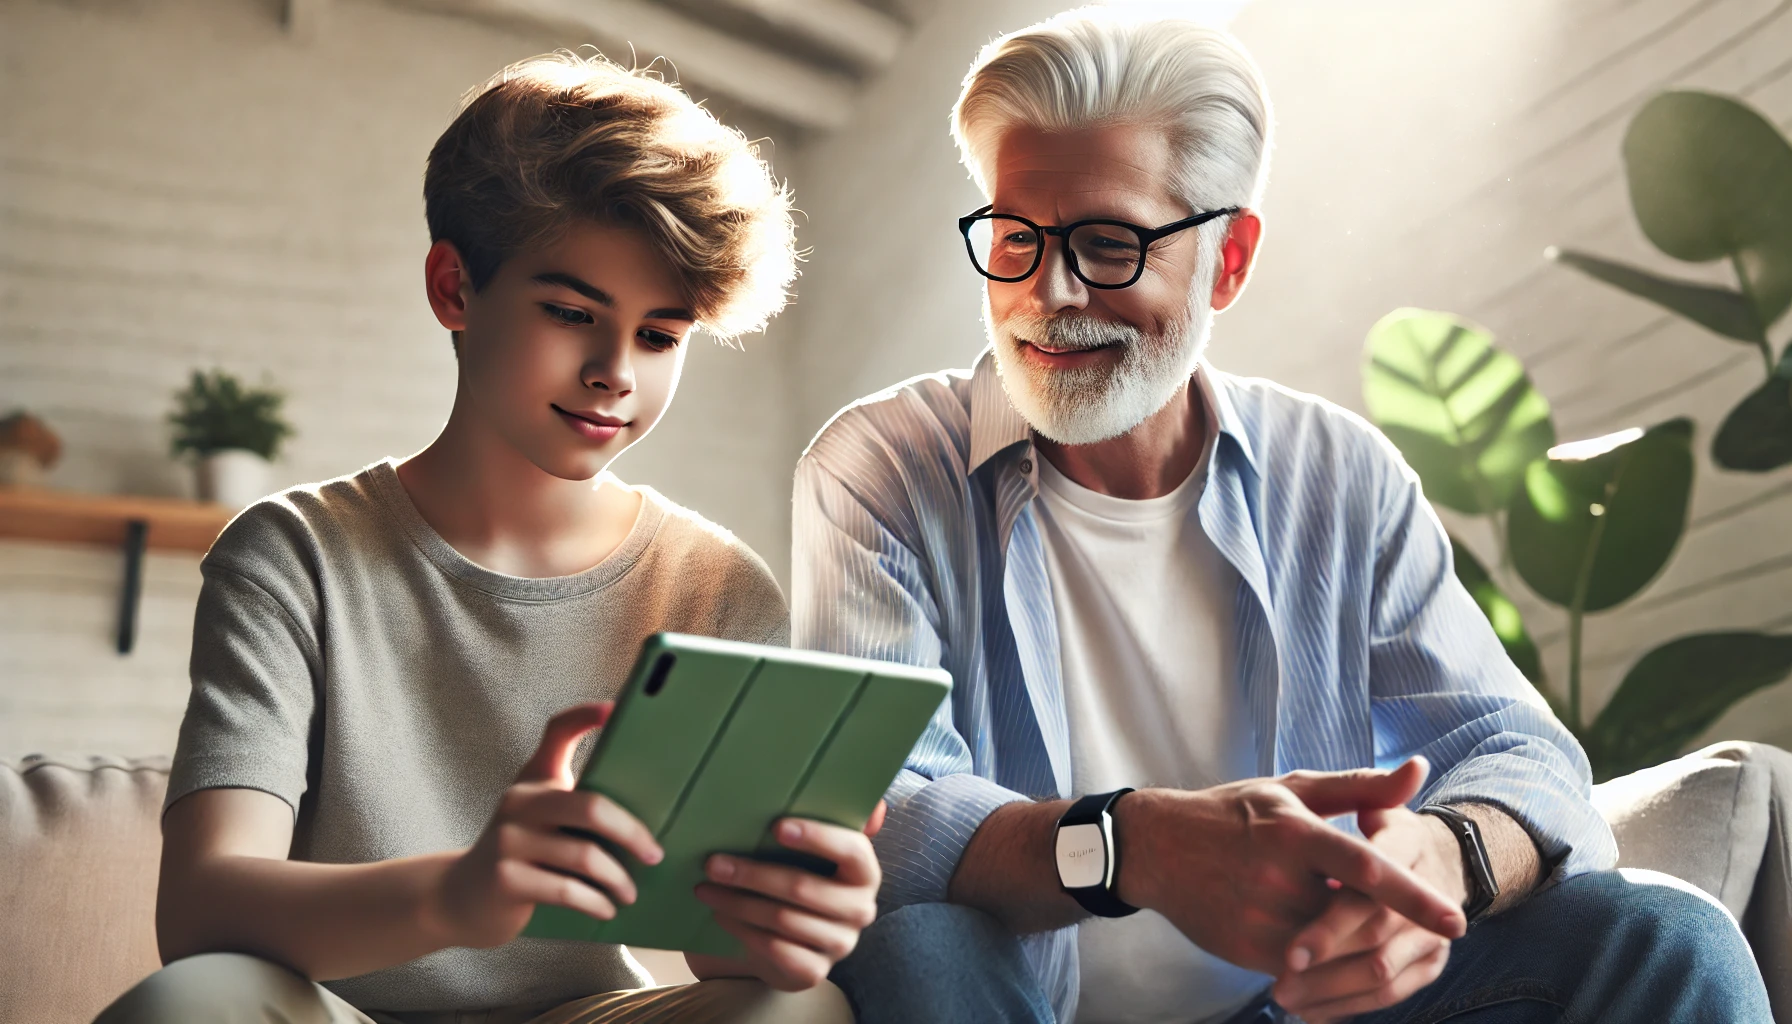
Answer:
[
  {"left": 1547, "top": 90, "right": 1792, "bottom": 472},
  {"left": 168, "top": 369, "right": 293, "bottom": 510},
  {"left": 1363, "top": 308, "right": 1792, "bottom": 780}
]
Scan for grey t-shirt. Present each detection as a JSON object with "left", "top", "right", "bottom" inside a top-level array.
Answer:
[{"left": 167, "top": 459, "right": 789, "bottom": 1012}]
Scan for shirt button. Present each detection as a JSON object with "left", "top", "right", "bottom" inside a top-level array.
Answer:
[{"left": 1019, "top": 458, "right": 1034, "bottom": 474}]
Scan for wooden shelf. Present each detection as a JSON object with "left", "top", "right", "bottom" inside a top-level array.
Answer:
[
  {"left": 0, "top": 487, "right": 233, "bottom": 553},
  {"left": 0, "top": 487, "right": 236, "bottom": 654}
]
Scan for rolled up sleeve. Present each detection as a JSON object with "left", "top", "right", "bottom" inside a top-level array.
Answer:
[{"left": 1367, "top": 458, "right": 1618, "bottom": 881}]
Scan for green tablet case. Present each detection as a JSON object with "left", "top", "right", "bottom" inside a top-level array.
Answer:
[{"left": 522, "top": 632, "right": 951, "bottom": 956}]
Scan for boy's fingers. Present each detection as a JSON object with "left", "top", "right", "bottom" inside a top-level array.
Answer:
[
  {"left": 864, "top": 800, "right": 887, "bottom": 838},
  {"left": 500, "top": 825, "right": 639, "bottom": 906},
  {"left": 704, "top": 854, "right": 875, "bottom": 927},
  {"left": 517, "top": 703, "right": 614, "bottom": 786},
  {"left": 494, "top": 858, "right": 618, "bottom": 923},
  {"left": 774, "top": 818, "right": 880, "bottom": 888},
  {"left": 1301, "top": 829, "right": 1465, "bottom": 940},
  {"left": 522, "top": 788, "right": 663, "bottom": 866},
  {"left": 706, "top": 914, "right": 835, "bottom": 992},
  {"left": 693, "top": 883, "right": 861, "bottom": 960}
]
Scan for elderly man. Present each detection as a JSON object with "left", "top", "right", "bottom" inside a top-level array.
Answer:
[{"left": 801, "top": 10, "right": 1771, "bottom": 1024}]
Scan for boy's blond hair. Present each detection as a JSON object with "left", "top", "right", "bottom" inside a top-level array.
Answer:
[{"left": 425, "top": 51, "right": 797, "bottom": 340}]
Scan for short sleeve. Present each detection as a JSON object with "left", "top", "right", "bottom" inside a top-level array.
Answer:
[
  {"left": 721, "top": 548, "right": 790, "bottom": 649},
  {"left": 166, "top": 507, "right": 324, "bottom": 816}
]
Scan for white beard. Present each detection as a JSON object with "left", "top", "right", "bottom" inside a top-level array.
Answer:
[{"left": 988, "top": 295, "right": 1212, "bottom": 446}]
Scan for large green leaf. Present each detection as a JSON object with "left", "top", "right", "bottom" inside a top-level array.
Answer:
[
  {"left": 1713, "top": 370, "right": 1792, "bottom": 472},
  {"left": 1547, "top": 248, "right": 1766, "bottom": 343},
  {"left": 1586, "top": 632, "right": 1792, "bottom": 780},
  {"left": 1623, "top": 91, "right": 1792, "bottom": 329},
  {"left": 1450, "top": 536, "right": 1548, "bottom": 695},
  {"left": 1508, "top": 419, "right": 1694, "bottom": 613},
  {"left": 1363, "top": 309, "right": 1556, "bottom": 515}
]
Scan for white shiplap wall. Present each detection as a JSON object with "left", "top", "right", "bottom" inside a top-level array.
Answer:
[
  {"left": 6, "top": 0, "right": 1788, "bottom": 760},
  {"left": 0, "top": 0, "right": 800, "bottom": 757},
  {"left": 1215, "top": 0, "right": 1792, "bottom": 748}
]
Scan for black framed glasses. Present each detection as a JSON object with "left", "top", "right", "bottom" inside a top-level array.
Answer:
[{"left": 958, "top": 204, "right": 1239, "bottom": 289}]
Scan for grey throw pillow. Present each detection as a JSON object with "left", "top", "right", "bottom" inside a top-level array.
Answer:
[{"left": 1590, "top": 741, "right": 1771, "bottom": 920}]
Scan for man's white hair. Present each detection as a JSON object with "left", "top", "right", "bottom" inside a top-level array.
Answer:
[{"left": 951, "top": 7, "right": 1274, "bottom": 218}]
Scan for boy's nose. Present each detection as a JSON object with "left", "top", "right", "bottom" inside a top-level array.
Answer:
[{"left": 581, "top": 342, "right": 635, "bottom": 397}]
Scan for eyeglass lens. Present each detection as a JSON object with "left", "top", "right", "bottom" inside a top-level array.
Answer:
[{"left": 965, "top": 216, "right": 1145, "bottom": 286}]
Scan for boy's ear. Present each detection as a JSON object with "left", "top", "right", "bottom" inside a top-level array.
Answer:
[{"left": 424, "top": 239, "right": 474, "bottom": 333}]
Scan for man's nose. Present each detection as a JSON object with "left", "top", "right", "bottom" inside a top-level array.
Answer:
[{"left": 1027, "top": 237, "right": 1089, "bottom": 315}]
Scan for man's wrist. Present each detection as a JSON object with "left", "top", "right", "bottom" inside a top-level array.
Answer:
[
  {"left": 1109, "top": 787, "right": 1169, "bottom": 911},
  {"left": 1418, "top": 809, "right": 1474, "bottom": 910}
]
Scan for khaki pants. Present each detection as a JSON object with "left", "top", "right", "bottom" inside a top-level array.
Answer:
[{"left": 93, "top": 954, "right": 853, "bottom": 1024}]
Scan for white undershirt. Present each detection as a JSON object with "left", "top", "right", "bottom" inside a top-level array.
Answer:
[{"left": 1034, "top": 441, "right": 1269, "bottom": 1024}]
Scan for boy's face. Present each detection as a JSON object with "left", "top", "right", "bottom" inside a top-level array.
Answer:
[{"left": 428, "top": 221, "right": 696, "bottom": 481}]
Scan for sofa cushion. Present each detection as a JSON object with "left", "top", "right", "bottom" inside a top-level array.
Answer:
[
  {"left": 1590, "top": 740, "right": 1770, "bottom": 920},
  {"left": 0, "top": 756, "right": 167, "bottom": 1024},
  {"left": 1733, "top": 743, "right": 1792, "bottom": 1022},
  {"left": 3, "top": 746, "right": 1785, "bottom": 1022}
]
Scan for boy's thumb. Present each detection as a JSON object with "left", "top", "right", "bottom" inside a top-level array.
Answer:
[{"left": 517, "top": 702, "right": 613, "bottom": 786}]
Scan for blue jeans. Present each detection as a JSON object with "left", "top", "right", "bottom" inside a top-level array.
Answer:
[
  {"left": 833, "top": 869, "right": 1771, "bottom": 1023},
  {"left": 829, "top": 902, "right": 1055, "bottom": 1024}
]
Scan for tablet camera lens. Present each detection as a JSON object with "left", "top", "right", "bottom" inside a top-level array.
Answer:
[{"left": 644, "top": 653, "right": 677, "bottom": 696}]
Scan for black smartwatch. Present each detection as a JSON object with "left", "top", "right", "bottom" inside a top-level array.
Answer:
[
  {"left": 1055, "top": 788, "right": 1139, "bottom": 918},
  {"left": 1418, "top": 804, "right": 1500, "bottom": 922}
]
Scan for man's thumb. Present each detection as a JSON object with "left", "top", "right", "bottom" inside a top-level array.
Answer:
[
  {"left": 517, "top": 702, "right": 613, "bottom": 786},
  {"left": 1281, "top": 756, "right": 1429, "bottom": 818}
]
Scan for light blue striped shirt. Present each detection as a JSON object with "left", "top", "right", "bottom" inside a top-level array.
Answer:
[{"left": 791, "top": 349, "right": 1616, "bottom": 1021}]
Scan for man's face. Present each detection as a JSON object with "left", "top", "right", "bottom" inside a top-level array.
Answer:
[
  {"left": 983, "top": 123, "right": 1217, "bottom": 445},
  {"left": 453, "top": 221, "right": 694, "bottom": 481}
]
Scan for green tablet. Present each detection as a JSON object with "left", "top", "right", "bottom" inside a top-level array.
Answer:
[{"left": 522, "top": 632, "right": 951, "bottom": 956}]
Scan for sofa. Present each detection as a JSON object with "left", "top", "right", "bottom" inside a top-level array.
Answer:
[{"left": 2, "top": 743, "right": 1788, "bottom": 1024}]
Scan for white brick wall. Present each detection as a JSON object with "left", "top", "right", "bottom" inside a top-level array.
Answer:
[{"left": 0, "top": 0, "right": 800, "bottom": 757}]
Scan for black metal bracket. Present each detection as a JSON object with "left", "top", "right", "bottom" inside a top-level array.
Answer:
[{"left": 117, "top": 518, "right": 148, "bottom": 655}]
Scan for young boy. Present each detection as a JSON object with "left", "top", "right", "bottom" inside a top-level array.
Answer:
[{"left": 97, "top": 53, "right": 875, "bottom": 1024}]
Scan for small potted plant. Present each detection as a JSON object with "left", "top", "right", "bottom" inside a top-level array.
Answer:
[
  {"left": 168, "top": 370, "right": 294, "bottom": 510},
  {"left": 0, "top": 410, "right": 62, "bottom": 488}
]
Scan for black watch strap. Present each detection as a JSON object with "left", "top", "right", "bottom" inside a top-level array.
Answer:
[
  {"left": 1057, "top": 788, "right": 1139, "bottom": 919},
  {"left": 1418, "top": 804, "right": 1499, "bottom": 922}
]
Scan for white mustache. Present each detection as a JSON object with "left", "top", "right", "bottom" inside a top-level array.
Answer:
[{"left": 1003, "top": 312, "right": 1143, "bottom": 352}]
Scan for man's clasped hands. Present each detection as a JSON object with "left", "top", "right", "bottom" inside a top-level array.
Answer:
[{"left": 1109, "top": 756, "right": 1472, "bottom": 1024}]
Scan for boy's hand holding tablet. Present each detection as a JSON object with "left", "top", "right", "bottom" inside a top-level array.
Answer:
[
  {"left": 429, "top": 702, "right": 663, "bottom": 949},
  {"left": 429, "top": 694, "right": 888, "bottom": 992},
  {"left": 687, "top": 809, "right": 882, "bottom": 990}
]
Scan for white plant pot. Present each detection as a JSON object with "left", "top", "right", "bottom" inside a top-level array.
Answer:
[
  {"left": 0, "top": 450, "right": 47, "bottom": 488},
  {"left": 197, "top": 449, "right": 273, "bottom": 510}
]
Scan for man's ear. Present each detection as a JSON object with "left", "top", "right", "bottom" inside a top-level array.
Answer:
[
  {"left": 1210, "top": 210, "right": 1263, "bottom": 312},
  {"left": 424, "top": 239, "right": 474, "bottom": 333}
]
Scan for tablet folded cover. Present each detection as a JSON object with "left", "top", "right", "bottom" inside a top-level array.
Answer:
[{"left": 523, "top": 633, "right": 950, "bottom": 956}]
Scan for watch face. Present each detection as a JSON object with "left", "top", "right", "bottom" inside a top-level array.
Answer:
[{"left": 1056, "top": 822, "right": 1110, "bottom": 889}]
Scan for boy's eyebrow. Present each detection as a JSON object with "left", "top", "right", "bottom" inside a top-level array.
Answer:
[{"left": 532, "top": 271, "right": 695, "bottom": 322}]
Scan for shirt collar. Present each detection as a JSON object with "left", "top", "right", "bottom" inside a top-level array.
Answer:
[
  {"left": 965, "top": 345, "right": 1260, "bottom": 475},
  {"left": 968, "top": 347, "right": 1033, "bottom": 473}
]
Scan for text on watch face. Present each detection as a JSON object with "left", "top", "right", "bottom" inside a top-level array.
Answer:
[{"left": 1056, "top": 822, "right": 1109, "bottom": 889}]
